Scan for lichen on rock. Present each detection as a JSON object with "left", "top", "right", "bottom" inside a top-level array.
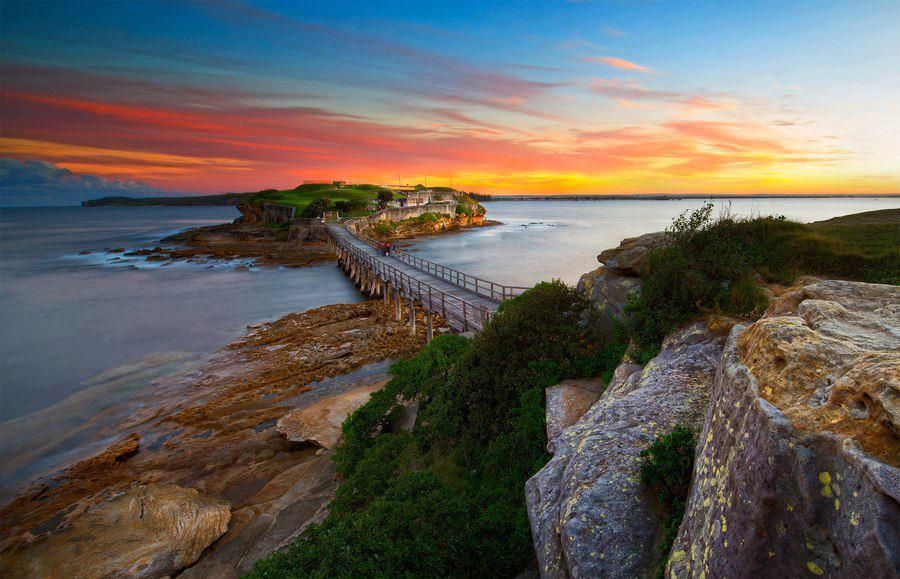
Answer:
[
  {"left": 526, "top": 322, "right": 725, "bottom": 578},
  {"left": 667, "top": 280, "right": 900, "bottom": 578}
]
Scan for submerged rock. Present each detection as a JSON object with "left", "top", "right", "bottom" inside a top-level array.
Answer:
[
  {"left": 1, "top": 483, "right": 230, "bottom": 578},
  {"left": 668, "top": 280, "right": 900, "bottom": 578},
  {"left": 526, "top": 322, "right": 725, "bottom": 578}
]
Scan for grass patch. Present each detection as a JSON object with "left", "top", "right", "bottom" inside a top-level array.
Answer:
[
  {"left": 639, "top": 425, "right": 697, "bottom": 577},
  {"left": 248, "top": 281, "right": 626, "bottom": 578},
  {"left": 624, "top": 206, "right": 899, "bottom": 361},
  {"left": 245, "top": 183, "right": 395, "bottom": 214}
]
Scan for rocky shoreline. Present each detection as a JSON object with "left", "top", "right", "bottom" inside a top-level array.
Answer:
[{"left": 0, "top": 300, "right": 447, "bottom": 577}]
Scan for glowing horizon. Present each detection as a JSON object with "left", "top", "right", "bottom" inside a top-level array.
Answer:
[{"left": 2, "top": 1, "right": 899, "bottom": 204}]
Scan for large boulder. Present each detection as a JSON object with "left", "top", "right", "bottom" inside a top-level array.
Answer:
[
  {"left": 577, "top": 231, "right": 668, "bottom": 341},
  {"left": 668, "top": 280, "right": 900, "bottom": 578},
  {"left": 0, "top": 483, "right": 230, "bottom": 577},
  {"left": 526, "top": 322, "right": 725, "bottom": 578},
  {"left": 597, "top": 231, "right": 669, "bottom": 276}
]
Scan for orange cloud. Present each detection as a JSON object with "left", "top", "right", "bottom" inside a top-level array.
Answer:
[{"left": 582, "top": 56, "right": 653, "bottom": 73}]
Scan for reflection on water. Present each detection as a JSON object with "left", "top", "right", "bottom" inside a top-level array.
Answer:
[{"left": 406, "top": 198, "right": 900, "bottom": 286}]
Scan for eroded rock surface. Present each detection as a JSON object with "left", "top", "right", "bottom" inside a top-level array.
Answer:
[
  {"left": 577, "top": 231, "right": 668, "bottom": 340},
  {"left": 276, "top": 381, "right": 387, "bottom": 448},
  {"left": 526, "top": 322, "right": 725, "bottom": 578},
  {"left": 668, "top": 280, "right": 900, "bottom": 578},
  {"left": 1, "top": 300, "right": 438, "bottom": 577},
  {"left": 545, "top": 378, "right": 605, "bottom": 452},
  {"left": 0, "top": 483, "right": 230, "bottom": 578}
]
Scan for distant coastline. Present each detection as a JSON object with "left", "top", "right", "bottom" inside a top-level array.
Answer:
[
  {"left": 484, "top": 193, "right": 900, "bottom": 201},
  {"left": 82, "top": 191, "right": 900, "bottom": 207}
]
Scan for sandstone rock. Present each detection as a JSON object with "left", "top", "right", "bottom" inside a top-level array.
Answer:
[
  {"left": 276, "top": 382, "right": 385, "bottom": 448},
  {"left": 526, "top": 322, "right": 725, "bottom": 578},
  {"left": 180, "top": 454, "right": 338, "bottom": 578},
  {"left": 597, "top": 231, "right": 669, "bottom": 276},
  {"left": 545, "top": 378, "right": 605, "bottom": 451},
  {"left": 668, "top": 280, "right": 900, "bottom": 578},
  {"left": 1, "top": 483, "right": 230, "bottom": 577}
]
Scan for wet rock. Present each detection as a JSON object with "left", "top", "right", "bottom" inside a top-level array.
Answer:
[
  {"left": 597, "top": 231, "right": 669, "bottom": 276},
  {"left": 78, "top": 250, "right": 92, "bottom": 255},
  {"left": 1, "top": 482, "right": 230, "bottom": 577},
  {"left": 276, "top": 381, "right": 387, "bottom": 449},
  {"left": 545, "top": 378, "right": 605, "bottom": 451},
  {"left": 526, "top": 322, "right": 725, "bottom": 578},
  {"left": 668, "top": 280, "right": 900, "bottom": 578}
]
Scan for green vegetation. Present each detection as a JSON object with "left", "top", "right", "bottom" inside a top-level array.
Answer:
[
  {"left": 249, "top": 282, "right": 626, "bottom": 578},
  {"left": 370, "top": 221, "right": 397, "bottom": 237},
  {"left": 245, "top": 183, "right": 395, "bottom": 214},
  {"left": 368, "top": 212, "right": 453, "bottom": 239},
  {"left": 639, "top": 425, "right": 697, "bottom": 577},
  {"left": 377, "top": 189, "right": 394, "bottom": 208},
  {"left": 624, "top": 206, "right": 899, "bottom": 361},
  {"left": 299, "top": 196, "right": 330, "bottom": 218}
]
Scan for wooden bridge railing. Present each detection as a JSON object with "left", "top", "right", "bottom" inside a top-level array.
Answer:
[
  {"left": 327, "top": 228, "right": 491, "bottom": 332},
  {"left": 345, "top": 228, "right": 530, "bottom": 303}
]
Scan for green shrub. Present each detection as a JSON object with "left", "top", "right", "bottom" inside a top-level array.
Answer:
[
  {"left": 370, "top": 221, "right": 396, "bottom": 238},
  {"left": 248, "top": 282, "right": 627, "bottom": 578},
  {"left": 639, "top": 425, "right": 697, "bottom": 577},
  {"left": 623, "top": 205, "right": 898, "bottom": 360},
  {"left": 456, "top": 203, "right": 473, "bottom": 216},
  {"left": 300, "top": 196, "right": 330, "bottom": 218}
]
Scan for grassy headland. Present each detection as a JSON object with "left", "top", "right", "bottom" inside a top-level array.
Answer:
[{"left": 624, "top": 206, "right": 899, "bottom": 361}]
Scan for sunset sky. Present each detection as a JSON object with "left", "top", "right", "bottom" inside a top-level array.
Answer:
[{"left": 2, "top": 0, "right": 899, "bottom": 204}]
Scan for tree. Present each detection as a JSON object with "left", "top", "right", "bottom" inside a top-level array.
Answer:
[
  {"left": 377, "top": 190, "right": 394, "bottom": 208},
  {"left": 301, "top": 196, "right": 330, "bottom": 218}
]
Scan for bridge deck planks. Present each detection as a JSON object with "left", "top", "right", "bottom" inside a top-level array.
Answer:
[{"left": 327, "top": 225, "right": 500, "bottom": 329}]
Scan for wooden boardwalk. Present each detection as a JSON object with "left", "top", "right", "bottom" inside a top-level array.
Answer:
[{"left": 326, "top": 223, "right": 527, "bottom": 332}]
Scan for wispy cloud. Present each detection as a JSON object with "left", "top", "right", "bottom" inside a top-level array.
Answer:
[
  {"left": 582, "top": 56, "right": 653, "bottom": 73},
  {"left": 589, "top": 78, "right": 679, "bottom": 100},
  {"left": 601, "top": 26, "right": 626, "bottom": 38}
]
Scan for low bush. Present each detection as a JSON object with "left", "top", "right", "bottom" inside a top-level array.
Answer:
[
  {"left": 249, "top": 281, "right": 627, "bottom": 577},
  {"left": 624, "top": 205, "right": 898, "bottom": 361},
  {"left": 299, "top": 196, "right": 330, "bottom": 218},
  {"left": 370, "top": 221, "right": 397, "bottom": 238},
  {"left": 639, "top": 425, "right": 697, "bottom": 577}
]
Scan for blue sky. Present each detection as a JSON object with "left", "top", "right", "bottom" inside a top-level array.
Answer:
[{"left": 2, "top": 0, "right": 899, "bottom": 204}]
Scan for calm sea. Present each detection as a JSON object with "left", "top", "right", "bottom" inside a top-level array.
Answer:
[
  {"left": 0, "top": 198, "right": 897, "bottom": 498},
  {"left": 408, "top": 197, "right": 900, "bottom": 286}
]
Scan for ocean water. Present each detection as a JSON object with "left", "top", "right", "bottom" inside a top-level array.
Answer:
[
  {"left": 0, "top": 207, "right": 363, "bottom": 498},
  {"left": 406, "top": 197, "right": 900, "bottom": 287},
  {"left": 1, "top": 198, "right": 897, "bottom": 498}
]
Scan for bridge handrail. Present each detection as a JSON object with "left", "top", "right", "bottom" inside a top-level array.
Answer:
[
  {"left": 327, "top": 228, "right": 491, "bottom": 331},
  {"left": 342, "top": 224, "right": 529, "bottom": 303}
]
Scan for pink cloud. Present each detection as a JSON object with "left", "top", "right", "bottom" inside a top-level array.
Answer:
[
  {"left": 589, "top": 78, "right": 680, "bottom": 100},
  {"left": 582, "top": 56, "right": 653, "bottom": 73}
]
